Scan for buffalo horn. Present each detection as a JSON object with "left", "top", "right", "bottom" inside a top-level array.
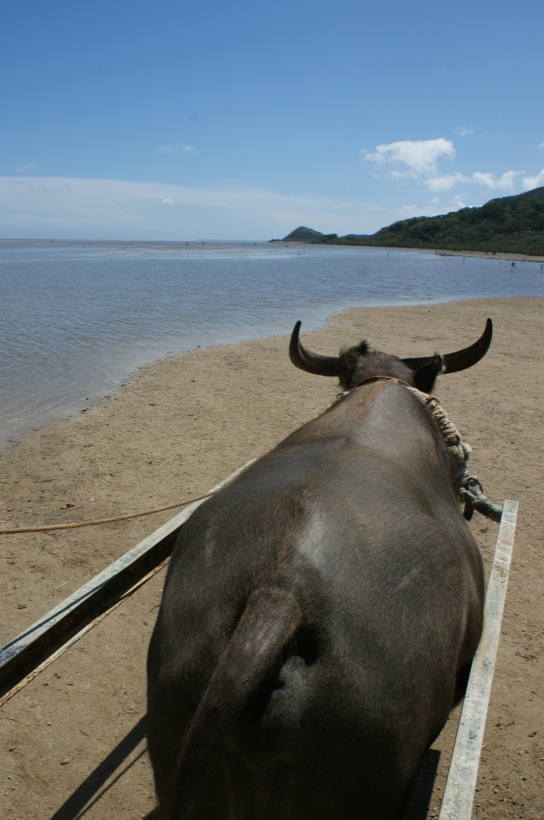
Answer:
[
  {"left": 289, "top": 321, "right": 341, "bottom": 377},
  {"left": 403, "top": 319, "right": 493, "bottom": 374}
]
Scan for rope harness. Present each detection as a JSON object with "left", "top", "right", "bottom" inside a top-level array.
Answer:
[
  {"left": 346, "top": 376, "right": 503, "bottom": 523},
  {"left": 409, "top": 387, "right": 503, "bottom": 523}
]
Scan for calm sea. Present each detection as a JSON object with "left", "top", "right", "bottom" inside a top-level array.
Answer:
[{"left": 1, "top": 239, "right": 542, "bottom": 451}]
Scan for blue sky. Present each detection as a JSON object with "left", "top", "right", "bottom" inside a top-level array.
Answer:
[{"left": 2, "top": 0, "right": 543, "bottom": 240}]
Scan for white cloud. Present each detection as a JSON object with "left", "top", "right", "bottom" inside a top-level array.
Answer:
[
  {"left": 159, "top": 143, "right": 197, "bottom": 154},
  {"left": 523, "top": 168, "right": 544, "bottom": 189},
  {"left": 363, "top": 138, "right": 455, "bottom": 177},
  {"left": 470, "top": 170, "right": 522, "bottom": 190},
  {"left": 425, "top": 173, "right": 467, "bottom": 192},
  {"left": 362, "top": 137, "right": 540, "bottom": 199},
  {"left": 161, "top": 197, "right": 176, "bottom": 206}
]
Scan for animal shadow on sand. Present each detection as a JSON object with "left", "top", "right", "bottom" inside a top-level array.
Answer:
[{"left": 50, "top": 712, "right": 440, "bottom": 820}]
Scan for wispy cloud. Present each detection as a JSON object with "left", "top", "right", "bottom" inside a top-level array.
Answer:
[
  {"left": 0, "top": 175, "right": 389, "bottom": 239},
  {"left": 454, "top": 126, "right": 484, "bottom": 138},
  {"left": 5, "top": 162, "right": 40, "bottom": 173},
  {"left": 159, "top": 143, "right": 197, "bottom": 155},
  {"left": 4, "top": 164, "right": 542, "bottom": 242},
  {"left": 454, "top": 126, "right": 476, "bottom": 137}
]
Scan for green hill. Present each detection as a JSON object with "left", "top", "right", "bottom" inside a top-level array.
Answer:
[
  {"left": 279, "top": 226, "right": 325, "bottom": 242},
  {"left": 333, "top": 187, "right": 544, "bottom": 255}
]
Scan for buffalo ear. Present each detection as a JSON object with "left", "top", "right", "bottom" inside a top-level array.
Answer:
[
  {"left": 413, "top": 355, "right": 443, "bottom": 393},
  {"left": 357, "top": 340, "right": 369, "bottom": 355}
]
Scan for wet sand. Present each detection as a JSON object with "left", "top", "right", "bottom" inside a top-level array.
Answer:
[{"left": 1, "top": 296, "right": 543, "bottom": 818}]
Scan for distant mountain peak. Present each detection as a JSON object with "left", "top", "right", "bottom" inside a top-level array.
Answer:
[{"left": 281, "top": 226, "right": 324, "bottom": 242}]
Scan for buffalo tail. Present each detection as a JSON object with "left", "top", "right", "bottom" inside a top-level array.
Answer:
[{"left": 162, "top": 587, "right": 302, "bottom": 819}]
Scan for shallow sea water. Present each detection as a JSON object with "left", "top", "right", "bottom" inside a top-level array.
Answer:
[{"left": 1, "top": 240, "right": 542, "bottom": 450}]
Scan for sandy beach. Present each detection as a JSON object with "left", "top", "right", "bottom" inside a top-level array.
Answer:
[{"left": 1, "top": 296, "right": 542, "bottom": 818}]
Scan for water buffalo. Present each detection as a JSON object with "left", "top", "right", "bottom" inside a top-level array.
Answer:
[{"left": 147, "top": 319, "right": 492, "bottom": 819}]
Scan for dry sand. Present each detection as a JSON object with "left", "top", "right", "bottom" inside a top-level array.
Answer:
[{"left": 1, "top": 297, "right": 542, "bottom": 818}]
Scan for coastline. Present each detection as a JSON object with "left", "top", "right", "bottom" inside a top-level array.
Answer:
[
  {"left": 427, "top": 247, "right": 544, "bottom": 263},
  {"left": 280, "top": 241, "right": 544, "bottom": 264},
  {"left": 1, "top": 295, "right": 543, "bottom": 818}
]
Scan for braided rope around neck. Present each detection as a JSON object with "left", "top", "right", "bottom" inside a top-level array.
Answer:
[
  {"left": 405, "top": 387, "right": 471, "bottom": 467},
  {"left": 345, "top": 377, "right": 502, "bottom": 521}
]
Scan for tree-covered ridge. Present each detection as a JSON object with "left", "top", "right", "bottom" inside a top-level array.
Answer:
[
  {"left": 358, "top": 187, "right": 544, "bottom": 255},
  {"left": 280, "top": 188, "right": 544, "bottom": 256}
]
